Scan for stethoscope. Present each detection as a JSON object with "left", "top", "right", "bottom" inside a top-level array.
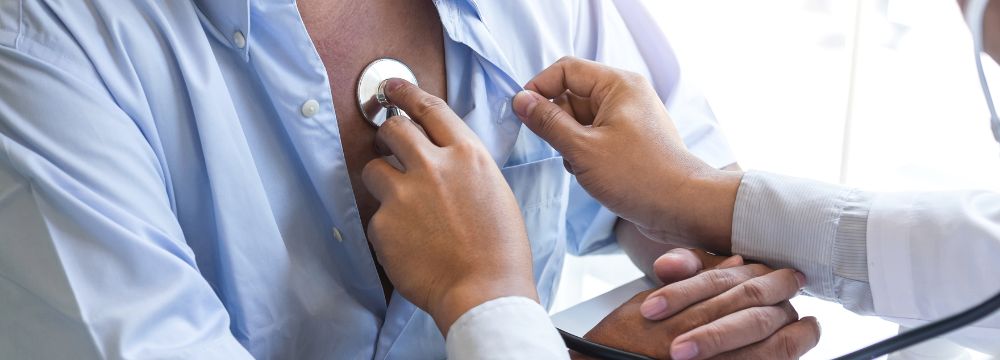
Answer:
[
  {"left": 969, "top": 0, "right": 1000, "bottom": 147},
  {"left": 359, "top": 29, "right": 1000, "bottom": 355}
]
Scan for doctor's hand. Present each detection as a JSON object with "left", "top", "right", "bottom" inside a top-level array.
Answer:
[
  {"left": 580, "top": 249, "right": 819, "bottom": 360},
  {"left": 512, "top": 57, "right": 741, "bottom": 254},
  {"left": 363, "top": 79, "right": 538, "bottom": 335}
]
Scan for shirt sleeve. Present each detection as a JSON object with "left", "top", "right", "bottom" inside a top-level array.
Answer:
[
  {"left": 445, "top": 297, "right": 569, "bottom": 359},
  {"left": 0, "top": 40, "right": 251, "bottom": 358},
  {"left": 731, "top": 171, "right": 876, "bottom": 314},
  {"left": 564, "top": 0, "right": 737, "bottom": 255}
]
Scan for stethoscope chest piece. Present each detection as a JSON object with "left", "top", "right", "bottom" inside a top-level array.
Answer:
[{"left": 357, "top": 58, "right": 418, "bottom": 127}]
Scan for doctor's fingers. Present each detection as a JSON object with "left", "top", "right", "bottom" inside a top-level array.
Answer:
[
  {"left": 523, "top": 56, "right": 631, "bottom": 105},
  {"left": 669, "top": 302, "right": 800, "bottom": 360},
  {"left": 361, "top": 158, "right": 404, "bottom": 202},
  {"left": 375, "top": 116, "right": 435, "bottom": 168},
  {"left": 641, "top": 265, "right": 804, "bottom": 321},
  {"left": 712, "top": 316, "right": 821, "bottom": 360},
  {"left": 382, "top": 78, "right": 470, "bottom": 145},
  {"left": 552, "top": 90, "right": 596, "bottom": 126},
  {"left": 513, "top": 90, "right": 590, "bottom": 155}
]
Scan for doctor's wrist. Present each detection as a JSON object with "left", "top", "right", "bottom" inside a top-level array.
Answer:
[{"left": 673, "top": 168, "right": 742, "bottom": 253}]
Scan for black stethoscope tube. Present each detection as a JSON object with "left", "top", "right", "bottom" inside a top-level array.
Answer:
[{"left": 834, "top": 289, "right": 1000, "bottom": 360}]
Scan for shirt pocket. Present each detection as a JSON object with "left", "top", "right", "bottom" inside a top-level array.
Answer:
[{"left": 500, "top": 156, "right": 569, "bottom": 306}]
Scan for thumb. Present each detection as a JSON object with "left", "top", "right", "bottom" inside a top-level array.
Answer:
[
  {"left": 513, "top": 90, "right": 586, "bottom": 153},
  {"left": 653, "top": 248, "right": 737, "bottom": 284}
]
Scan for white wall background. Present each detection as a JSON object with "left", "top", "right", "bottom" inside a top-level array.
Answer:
[{"left": 553, "top": 0, "right": 1000, "bottom": 358}]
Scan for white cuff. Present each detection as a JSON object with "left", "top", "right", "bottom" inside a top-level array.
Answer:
[{"left": 445, "top": 296, "right": 569, "bottom": 359}]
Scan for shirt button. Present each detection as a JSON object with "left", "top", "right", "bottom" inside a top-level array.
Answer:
[
  {"left": 332, "top": 227, "right": 344, "bottom": 243},
  {"left": 301, "top": 99, "right": 320, "bottom": 117},
  {"left": 232, "top": 31, "right": 247, "bottom": 49}
]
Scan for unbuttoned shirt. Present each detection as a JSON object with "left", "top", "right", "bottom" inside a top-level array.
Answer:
[{"left": 0, "top": 0, "right": 734, "bottom": 358}]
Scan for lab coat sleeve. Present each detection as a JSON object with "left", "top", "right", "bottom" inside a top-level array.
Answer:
[
  {"left": 867, "top": 190, "right": 1000, "bottom": 353},
  {"left": 445, "top": 297, "right": 569, "bottom": 359},
  {"left": 564, "top": 0, "right": 737, "bottom": 255},
  {"left": 0, "top": 42, "right": 252, "bottom": 358},
  {"left": 732, "top": 171, "right": 1000, "bottom": 353}
]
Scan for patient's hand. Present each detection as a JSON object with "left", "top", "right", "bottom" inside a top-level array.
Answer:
[{"left": 578, "top": 249, "right": 820, "bottom": 360}]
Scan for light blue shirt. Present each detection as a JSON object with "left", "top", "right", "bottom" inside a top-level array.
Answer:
[{"left": 0, "top": 0, "right": 734, "bottom": 358}]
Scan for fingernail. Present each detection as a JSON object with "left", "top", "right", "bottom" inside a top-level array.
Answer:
[
  {"left": 661, "top": 251, "right": 682, "bottom": 260},
  {"left": 382, "top": 78, "right": 407, "bottom": 94},
  {"left": 639, "top": 296, "right": 668, "bottom": 319},
  {"left": 671, "top": 341, "right": 699, "bottom": 360},
  {"left": 513, "top": 90, "right": 541, "bottom": 117},
  {"left": 794, "top": 272, "right": 807, "bottom": 288}
]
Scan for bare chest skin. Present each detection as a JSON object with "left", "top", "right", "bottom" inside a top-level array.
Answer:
[{"left": 298, "top": 0, "right": 447, "bottom": 298}]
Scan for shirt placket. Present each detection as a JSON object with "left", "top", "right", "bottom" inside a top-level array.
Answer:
[{"left": 245, "top": 0, "right": 388, "bottom": 316}]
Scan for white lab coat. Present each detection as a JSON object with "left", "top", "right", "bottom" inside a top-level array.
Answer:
[
  {"left": 868, "top": 190, "right": 1000, "bottom": 353},
  {"left": 732, "top": 171, "right": 1000, "bottom": 355}
]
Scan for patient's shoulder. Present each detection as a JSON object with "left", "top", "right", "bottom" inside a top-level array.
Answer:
[{"left": 3, "top": 0, "right": 203, "bottom": 71}]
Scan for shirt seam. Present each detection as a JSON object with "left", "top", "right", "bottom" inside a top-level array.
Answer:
[
  {"left": 14, "top": 0, "right": 22, "bottom": 49},
  {"left": 378, "top": 310, "right": 422, "bottom": 360}
]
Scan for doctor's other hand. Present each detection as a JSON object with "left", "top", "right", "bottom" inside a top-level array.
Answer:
[
  {"left": 513, "top": 57, "right": 741, "bottom": 254},
  {"left": 580, "top": 249, "right": 819, "bottom": 360},
  {"left": 363, "top": 79, "right": 538, "bottom": 335}
]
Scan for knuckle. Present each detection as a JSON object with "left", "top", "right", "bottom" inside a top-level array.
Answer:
[
  {"left": 700, "top": 323, "right": 727, "bottom": 350},
  {"left": 739, "top": 279, "right": 772, "bottom": 305},
  {"left": 556, "top": 55, "right": 577, "bottom": 64},
  {"left": 451, "top": 137, "right": 479, "bottom": 153},
  {"left": 747, "top": 307, "right": 779, "bottom": 335},
  {"left": 777, "top": 332, "right": 803, "bottom": 359},
  {"left": 412, "top": 96, "right": 448, "bottom": 119},
  {"left": 535, "top": 104, "right": 564, "bottom": 133},
  {"left": 668, "top": 282, "right": 695, "bottom": 303},
  {"left": 701, "top": 269, "right": 738, "bottom": 291}
]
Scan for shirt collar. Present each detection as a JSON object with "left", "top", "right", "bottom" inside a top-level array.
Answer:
[
  {"left": 192, "top": 0, "right": 485, "bottom": 59},
  {"left": 194, "top": 0, "right": 251, "bottom": 55},
  {"left": 434, "top": 0, "right": 525, "bottom": 166}
]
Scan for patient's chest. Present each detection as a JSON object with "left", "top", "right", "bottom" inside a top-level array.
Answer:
[
  {"left": 300, "top": 1, "right": 446, "bottom": 233},
  {"left": 299, "top": 0, "right": 447, "bottom": 297}
]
